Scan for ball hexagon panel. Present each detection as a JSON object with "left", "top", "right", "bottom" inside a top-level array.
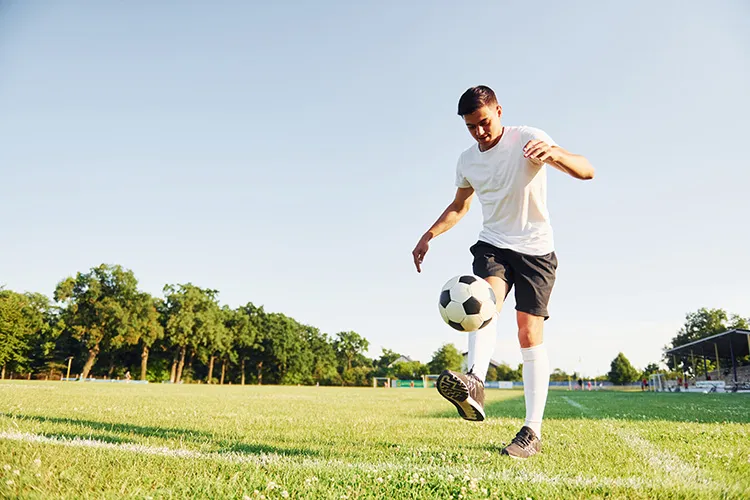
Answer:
[
  {"left": 461, "top": 314, "right": 484, "bottom": 331},
  {"left": 439, "top": 304, "right": 450, "bottom": 324},
  {"left": 469, "top": 279, "right": 492, "bottom": 303},
  {"left": 439, "top": 290, "right": 451, "bottom": 309},
  {"left": 458, "top": 275, "right": 478, "bottom": 285},
  {"left": 444, "top": 301, "right": 466, "bottom": 324},
  {"left": 462, "top": 296, "right": 482, "bottom": 316},
  {"left": 449, "top": 283, "right": 472, "bottom": 303},
  {"left": 448, "top": 320, "right": 464, "bottom": 331},
  {"left": 441, "top": 275, "right": 460, "bottom": 292}
]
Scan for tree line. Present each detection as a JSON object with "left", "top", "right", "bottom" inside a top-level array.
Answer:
[
  {"left": 3, "top": 264, "right": 744, "bottom": 386},
  {"left": 0, "top": 263, "right": 479, "bottom": 385}
]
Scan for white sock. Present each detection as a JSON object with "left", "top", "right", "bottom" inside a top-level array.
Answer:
[
  {"left": 521, "top": 343, "right": 550, "bottom": 439},
  {"left": 466, "top": 314, "right": 498, "bottom": 382}
]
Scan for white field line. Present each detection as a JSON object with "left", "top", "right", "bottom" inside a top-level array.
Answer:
[
  {"left": 561, "top": 397, "right": 713, "bottom": 488},
  {"left": 0, "top": 429, "right": 717, "bottom": 492},
  {"left": 561, "top": 396, "right": 585, "bottom": 410}
]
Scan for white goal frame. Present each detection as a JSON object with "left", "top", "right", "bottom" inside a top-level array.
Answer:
[
  {"left": 649, "top": 373, "right": 667, "bottom": 392},
  {"left": 372, "top": 377, "right": 391, "bottom": 388},
  {"left": 423, "top": 374, "right": 440, "bottom": 389}
]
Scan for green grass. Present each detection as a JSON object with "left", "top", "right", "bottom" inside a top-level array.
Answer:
[{"left": 0, "top": 382, "right": 748, "bottom": 499}]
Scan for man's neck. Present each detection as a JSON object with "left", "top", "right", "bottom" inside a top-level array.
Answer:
[{"left": 479, "top": 126, "right": 504, "bottom": 152}]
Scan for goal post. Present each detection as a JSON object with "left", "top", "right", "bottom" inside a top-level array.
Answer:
[
  {"left": 372, "top": 377, "right": 391, "bottom": 388},
  {"left": 649, "top": 373, "right": 667, "bottom": 392},
  {"left": 423, "top": 374, "right": 439, "bottom": 389}
]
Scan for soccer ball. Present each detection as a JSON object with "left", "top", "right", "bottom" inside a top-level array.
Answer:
[{"left": 438, "top": 275, "right": 496, "bottom": 331}]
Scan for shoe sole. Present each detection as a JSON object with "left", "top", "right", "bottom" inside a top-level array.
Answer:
[
  {"left": 436, "top": 371, "right": 485, "bottom": 422},
  {"left": 501, "top": 449, "right": 536, "bottom": 460}
]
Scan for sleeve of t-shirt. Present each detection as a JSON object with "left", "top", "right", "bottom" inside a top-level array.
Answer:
[
  {"left": 455, "top": 154, "right": 471, "bottom": 188},
  {"left": 522, "top": 126, "right": 558, "bottom": 147}
]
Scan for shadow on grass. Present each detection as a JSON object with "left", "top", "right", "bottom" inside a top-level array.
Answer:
[
  {"left": 0, "top": 413, "right": 213, "bottom": 441},
  {"left": 429, "top": 390, "right": 750, "bottom": 424},
  {"left": 0, "top": 412, "right": 320, "bottom": 457}
]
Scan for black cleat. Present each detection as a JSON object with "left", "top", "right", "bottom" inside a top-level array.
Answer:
[
  {"left": 501, "top": 426, "right": 541, "bottom": 459},
  {"left": 436, "top": 369, "right": 485, "bottom": 421}
]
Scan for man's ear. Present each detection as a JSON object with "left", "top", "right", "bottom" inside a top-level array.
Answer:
[{"left": 496, "top": 105, "right": 503, "bottom": 118}]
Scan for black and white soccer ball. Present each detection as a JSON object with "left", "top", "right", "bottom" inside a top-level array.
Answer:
[{"left": 438, "top": 275, "right": 496, "bottom": 332}]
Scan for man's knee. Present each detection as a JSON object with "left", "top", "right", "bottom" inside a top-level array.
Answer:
[
  {"left": 517, "top": 312, "right": 544, "bottom": 348},
  {"left": 518, "top": 328, "right": 542, "bottom": 348}
]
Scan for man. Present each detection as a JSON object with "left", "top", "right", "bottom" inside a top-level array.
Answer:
[{"left": 411, "top": 85, "right": 594, "bottom": 459}]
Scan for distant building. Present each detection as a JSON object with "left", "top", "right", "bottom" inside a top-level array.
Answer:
[{"left": 388, "top": 355, "right": 414, "bottom": 368}]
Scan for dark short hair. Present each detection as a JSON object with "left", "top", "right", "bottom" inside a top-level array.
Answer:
[{"left": 457, "top": 86, "right": 498, "bottom": 116}]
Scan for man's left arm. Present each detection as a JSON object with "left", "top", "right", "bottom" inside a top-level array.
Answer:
[{"left": 524, "top": 140, "right": 595, "bottom": 180}]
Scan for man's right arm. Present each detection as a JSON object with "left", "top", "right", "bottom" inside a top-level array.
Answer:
[{"left": 412, "top": 186, "right": 475, "bottom": 272}]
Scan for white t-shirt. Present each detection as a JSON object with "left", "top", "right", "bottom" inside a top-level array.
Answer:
[{"left": 455, "top": 125, "right": 557, "bottom": 256}]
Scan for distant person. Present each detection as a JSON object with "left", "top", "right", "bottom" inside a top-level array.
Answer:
[
  {"left": 412, "top": 85, "right": 594, "bottom": 459},
  {"left": 124, "top": 370, "right": 131, "bottom": 382}
]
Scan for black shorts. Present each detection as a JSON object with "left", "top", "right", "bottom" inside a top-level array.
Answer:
[{"left": 469, "top": 240, "right": 558, "bottom": 319}]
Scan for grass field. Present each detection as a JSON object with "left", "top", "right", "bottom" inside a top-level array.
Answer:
[{"left": 0, "top": 381, "right": 748, "bottom": 499}]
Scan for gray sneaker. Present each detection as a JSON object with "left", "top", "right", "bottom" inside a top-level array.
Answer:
[
  {"left": 501, "top": 426, "right": 541, "bottom": 459},
  {"left": 436, "top": 369, "right": 485, "bottom": 421}
]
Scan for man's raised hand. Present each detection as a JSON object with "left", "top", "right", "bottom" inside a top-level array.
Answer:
[{"left": 523, "top": 140, "right": 558, "bottom": 164}]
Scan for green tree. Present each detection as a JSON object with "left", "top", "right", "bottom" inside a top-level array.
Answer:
[
  {"left": 0, "top": 290, "right": 33, "bottom": 378},
  {"left": 670, "top": 308, "right": 729, "bottom": 349},
  {"left": 376, "top": 348, "right": 402, "bottom": 370},
  {"left": 550, "top": 368, "right": 570, "bottom": 382},
  {"left": 607, "top": 352, "right": 640, "bottom": 385},
  {"left": 729, "top": 314, "right": 749, "bottom": 330},
  {"left": 22, "top": 292, "right": 64, "bottom": 378},
  {"left": 136, "top": 294, "right": 164, "bottom": 381},
  {"left": 198, "top": 305, "right": 230, "bottom": 384},
  {"left": 54, "top": 264, "right": 146, "bottom": 380},
  {"left": 641, "top": 362, "right": 661, "bottom": 379},
  {"left": 427, "top": 343, "right": 462, "bottom": 373},
  {"left": 207, "top": 308, "right": 233, "bottom": 384},
  {"left": 227, "top": 303, "right": 262, "bottom": 385},
  {"left": 370, "top": 348, "right": 402, "bottom": 379},
  {"left": 495, "top": 362, "right": 522, "bottom": 381},
  {"left": 341, "top": 365, "right": 372, "bottom": 386},
  {"left": 162, "top": 283, "right": 224, "bottom": 383},
  {"left": 259, "top": 312, "right": 309, "bottom": 384},
  {"left": 306, "top": 328, "right": 339, "bottom": 385},
  {"left": 392, "top": 360, "right": 428, "bottom": 380},
  {"left": 485, "top": 366, "right": 498, "bottom": 382},
  {"left": 334, "top": 331, "right": 369, "bottom": 371}
]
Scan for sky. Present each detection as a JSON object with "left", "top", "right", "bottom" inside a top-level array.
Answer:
[{"left": 1, "top": 1, "right": 749, "bottom": 377}]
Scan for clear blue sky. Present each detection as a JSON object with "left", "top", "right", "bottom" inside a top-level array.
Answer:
[{"left": 1, "top": 1, "right": 749, "bottom": 377}]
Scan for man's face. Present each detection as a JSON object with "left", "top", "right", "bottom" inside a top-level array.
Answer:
[{"left": 463, "top": 105, "right": 503, "bottom": 149}]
